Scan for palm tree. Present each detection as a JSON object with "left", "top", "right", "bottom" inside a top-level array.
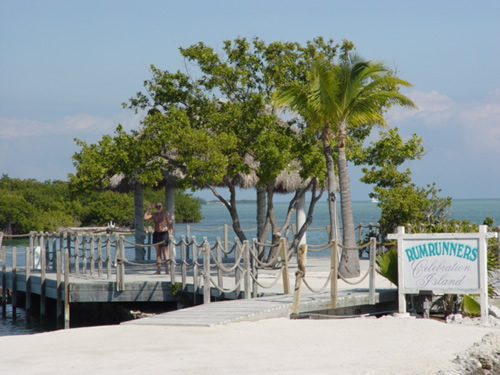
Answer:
[{"left": 275, "top": 55, "right": 416, "bottom": 278}]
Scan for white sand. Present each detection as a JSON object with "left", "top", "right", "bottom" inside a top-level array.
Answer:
[{"left": 0, "top": 316, "right": 497, "bottom": 375}]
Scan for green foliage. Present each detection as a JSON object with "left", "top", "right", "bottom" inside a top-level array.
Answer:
[
  {"left": 143, "top": 189, "right": 203, "bottom": 223},
  {"left": 375, "top": 247, "right": 398, "bottom": 286},
  {"left": 0, "top": 175, "right": 203, "bottom": 234},
  {"left": 356, "top": 129, "right": 452, "bottom": 234},
  {"left": 116, "top": 37, "right": 353, "bottom": 244},
  {"left": 483, "top": 216, "right": 495, "bottom": 227},
  {"left": 0, "top": 191, "right": 40, "bottom": 233},
  {"left": 78, "top": 190, "right": 134, "bottom": 227},
  {"left": 461, "top": 294, "right": 481, "bottom": 316}
]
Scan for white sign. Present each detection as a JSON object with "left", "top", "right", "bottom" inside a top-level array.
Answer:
[
  {"left": 388, "top": 225, "right": 497, "bottom": 324},
  {"left": 402, "top": 238, "right": 479, "bottom": 290}
]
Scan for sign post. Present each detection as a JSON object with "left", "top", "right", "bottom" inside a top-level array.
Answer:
[{"left": 388, "top": 225, "right": 497, "bottom": 324}]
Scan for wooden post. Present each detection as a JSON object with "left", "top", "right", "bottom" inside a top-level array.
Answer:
[
  {"left": 235, "top": 240, "right": 242, "bottom": 299},
  {"left": 203, "top": 238, "right": 211, "bottom": 304},
  {"left": 12, "top": 247, "right": 17, "bottom": 318},
  {"left": 330, "top": 241, "right": 338, "bottom": 309},
  {"left": 279, "top": 238, "right": 290, "bottom": 294},
  {"left": 82, "top": 235, "right": 87, "bottom": 274},
  {"left": 90, "top": 236, "right": 95, "bottom": 276},
  {"left": 169, "top": 238, "right": 176, "bottom": 284},
  {"left": 75, "top": 235, "right": 80, "bottom": 274},
  {"left": 291, "top": 244, "right": 307, "bottom": 314},
  {"left": 97, "top": 236, "right": 103, "bottom": 277},
  {"left": 243, "top": 241, "right": 251, "bottom": 299},
  {"left": 396, "top": 226, "right": 406, "bottom": 314},
  {"left": 192, "top": 237, "right": 199, "bottom": 305},
  {"left": 369, "top": 237, "right": 376, "bottom": 305},
  {"left": 147, "top": 226, "right": 152, "bottom": 261},
  {"left": 56, "top": 250, "right": 62, "bottom": 328},
  {"left": 40, "top": 238, "right": 46, "bottom": 319},
  {"left": 25, "top": 246, "right": 31, "bottom": 314},
  {"left": 1, "top": 245, "right": 6, "bottom": 317},
  {"left": 216, "top": 238, "right": 223, "bottom": 298},
  {"left": 66, "top": 232, "right": 72, "bottom": 273},
  {"left": 64, "top": 247, "right": 70, "bottom": 329},
  {"left": 117, "top": 236, "right": 125, "bottom": 292},
  {"left": 106, "top": 234, "right": 112, "bottom": 279},
  {"left": 479, "top": 225, "right": 489, "bottom": 325},
  {"left": 251, "top": 240, "right": 258, "bottom": 298},
  {"left": 181, "top": 236, "right": 187, "bottom": 289}
]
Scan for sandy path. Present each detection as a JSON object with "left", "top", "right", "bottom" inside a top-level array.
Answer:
[{"left": 0, "top": 315, "right": 497, "bottom": 375}]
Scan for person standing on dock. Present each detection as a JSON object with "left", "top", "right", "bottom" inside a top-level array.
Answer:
[{"left": 144, "top": 202, "right": 173, "bottom": 274}]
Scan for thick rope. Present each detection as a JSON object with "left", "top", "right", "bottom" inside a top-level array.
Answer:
[
  {"left": 306, "top": 242, "right": 332, "bottom": 252},
  {"left": 302, "top": 269, "right": 334, "bottom": 293},
  {"left": 208, "top": 271, "right": 246, "bottom": 293},
  {"left": 338, "top": 266, "right": 373, "bottom": 285},
  {"left": 207, "top": 247, "right": 245, "bottom": 273},
  {"left": 249, "top": 267, "right": 284, "bottom": 289},
  {"left": 247, "top": 242, "right": 281, "bottom": 268}
]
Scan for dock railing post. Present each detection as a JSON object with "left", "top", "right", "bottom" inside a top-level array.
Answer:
[
  {"left": 216, "top": 238, "right": 223, "bottom": 298},
  {"left": 235, "top": 240, "right": 242, "bottom": 298},
  {"left": 1, "top": 243, "right": 6, "bottom": 317},
  {"left": 203, "top": 238, "right": 211, "bottom": 304},
  {"left": 64, "top": 247, "right": 70, "bottom": 329},
  {"left": 12, "top": 247, "right": 17, "bottom": 318},
  {"left": 180, "top": 236, "right": 187, "bottom": 289},
  {"left": 116, "top": 236, "right": 125, "bottom": 292},
  {"left": 56, "top": 250, "right": 62, "bottom": 328},
  {"left": 147, "top": 226, "right": 152, "bottom": 261},
  {"left": 40, "top": 237, "right": 46, "bottom": 319},
  {"left": 291, "top": 243, "right": 307, "bottom": 315},
  {"left": 25, "top": 244, "right": 32, "bottom": 314},
  {"left": 169, "top": 238, "right": 176, "bottom": 284},
  {"left": 330, "top": 241, "right": 338, "bottom": 309},
  {"left": 243, "top": 240, "right": 251, "bottom": 299},
  {"left": 280, "top": 238, "right": 290, "bottom": 294},
  {"left": 369, "top": 237, "right": 376, "bottom": 305},
  {"left": 106, "top": 234, "right": 112, "bottom": 279},
  {"left": 192, "top": 236, "right": 199, "bottom": 305}
]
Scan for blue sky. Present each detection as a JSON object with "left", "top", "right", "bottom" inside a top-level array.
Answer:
[{"left": 1, "top": 0, "right": 499, "bottom": 202}]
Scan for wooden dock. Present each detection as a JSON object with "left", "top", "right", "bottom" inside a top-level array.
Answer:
[
  {"left": 124, "top": 288, "right": 397, "bottom": 327},
  {"left": 1, "top": 231, "right": 398, "bottom": 328}
]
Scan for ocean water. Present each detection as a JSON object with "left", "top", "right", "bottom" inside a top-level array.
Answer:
[
  {"left": 176, "top": 198, "right": 500, "bottom": 246},
  {"left": 1, "top": 198, "right": 499, "bottom": 336}
]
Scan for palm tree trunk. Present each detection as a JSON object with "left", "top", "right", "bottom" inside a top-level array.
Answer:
[
  {"left": 256, "top": 186, "right": 268, "bottom": 260},
  {"left": 337, "top": 122, "right": 360, "bottom": 278},
  {"left": 322, "top": 129, "right": 339, "bottom": 243}
]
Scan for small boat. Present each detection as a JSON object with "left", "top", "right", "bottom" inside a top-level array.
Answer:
[{"left": 371, "top": 197, "right": 379, "bottom": 203}]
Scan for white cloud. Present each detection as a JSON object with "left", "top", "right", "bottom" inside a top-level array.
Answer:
[
  {"left": 459, "top": 89, "right": 500, "bottom": 154},
  {"left": 387, "top": 89, "right": 500, "bottom": 156},
  {"left": 387, "top": 90, "right": 455, "bottom": 126},
  {"left": 0, "top": 117, "right": 55, "bottom": 138},
  {"left": 0, "top": 111, "right": 142, "bottom": 140}
]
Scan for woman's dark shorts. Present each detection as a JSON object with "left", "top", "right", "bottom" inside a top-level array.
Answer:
[{"left": 153, "top": 231, "right": 169, "bottom": 245}]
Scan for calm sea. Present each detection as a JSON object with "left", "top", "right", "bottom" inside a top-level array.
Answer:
[{"left": 2, "top": 198, "right": 499, "bottom": 336}]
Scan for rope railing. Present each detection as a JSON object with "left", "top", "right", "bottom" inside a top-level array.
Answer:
[
  {"left": 291, "top": 239, "right": 378, "bottom": 315},
  {"left": 3, "top": 224, "right": 496, "bottom": 312}
]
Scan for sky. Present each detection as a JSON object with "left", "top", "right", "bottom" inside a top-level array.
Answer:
[{"left": 1, "top": 0, "right": 499, "bottom": 202}]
